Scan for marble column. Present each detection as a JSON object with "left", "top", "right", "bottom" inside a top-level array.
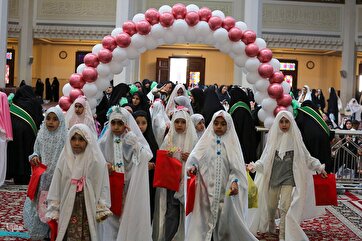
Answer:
[{"left": 0, "top": 0, "right": 9, "bottom": 88}]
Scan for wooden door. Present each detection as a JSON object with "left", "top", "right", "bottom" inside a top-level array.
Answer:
[
  {"left": 156, "top": 58, "right": 169, "bottom": 83},
  {"left": 187, "top": 57, "right": 205, "bottom": 87}
]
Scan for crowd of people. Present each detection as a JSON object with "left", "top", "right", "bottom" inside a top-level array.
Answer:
[{"left": 0, "top": 79, "right": 358, "bottom": 241}]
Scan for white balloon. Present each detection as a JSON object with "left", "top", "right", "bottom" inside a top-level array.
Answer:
[
  {"left": 111, "top": 27, "right": 123, "bottom": 37},
  {"left": 213, "top": 28, "right": 229, "bottom": 43},
  {"left": 212, "top": 10, "right": 225, "bottom": 19},
  {"left": 269, "top": 58, "right": 281, "bottom": 72},
  {"left": 235, "top": 21, "right": 248, "bottom": 31},
  {"left": 261, "top": 97, "right": 277, "bottom": 112},
  {"left": 163, "top": 30, "right": 177, "bottom": 44},
  {"left": 88, "top": 97, "right": 98, "bottom": 109},
  {"left": 185, "top": 27, "right": 197, "bottom": 42},
  {"left": 195, "top": 21, "right": 211, "bottom": 37},
  {"left": 254, "top": 91, "right": 269, "bottom": 104},
  {"left": 92, "top": 44, "right": 103, "bottom": 55},
  {"left": 157, "top": 38, "right": 166, "bottom": 45},
  {"left": 159, "top": 5, "right": 172, "bottom": 14},
  {"left": 112, "top": 47, "right": 127, "bottom": 62},
  {"left": 186, "top": 4, "right": 199, "bottom": 12},
  {"left": 82, "top": 83, "right": 98, "bottom": 98},
  {"left": 76, "top": 63, "right": 86, "bottom": 74},
  {"left": 131, "top": 34, "right": 146, "bottom": 49},
  {"left": 229, "top": 52, "right": 237, "bottom": 59},
  {"left": 62, "top": 83, "right": 73, "bottom": 97},
  {"left": 281, "top": 81, "right": 291, "bottom": 94},
  {"left": 255, "top": 38, "right": 267, "bottom": 49},
  {"left": 145, "top": 36, "right": 159, "bottom": 50},
  {"left": 132, "top": 13, "right": 145, "bottom": 23},
  {"left": 287, "top": 106, "right": 294, "bottom": 113},
  {"left": 219, "top": 41, "right": 232, "bottom": 54},
  {"left": 121, "top": 59, "right": 130, "bottom": 67},
  {"left": 105, "top": 73, "right": 114, "bottom": 81},
  {"left": 246, "top": 72, "right": 262, "bottom": 85},
  {"left": 205, "top": 33, "right": 216, "bottom": 45},
  {"left": 126, "top": 46, "right": 140, "bottom": 59},
  {"left": 97, "top": 63, "right": 111, "bottom": 77},
  {"left": 176, "top": 36, "right": 186, "bottom": 43},
  {"left": 245, "top": 58, "right": 261, "bottom": 73},
  {"left": 95, "top": 78, "right": 111, "bottom": 91},
  {"left": 232, "top": 41, "right": 246, "bottom": 55},
  {"left": 150, "top": 24, "right": 166, "bottom": 39},
  {"left": 241, "top": 67, "right": 248, "bottom": 75},
  {"left": 258, "top": 108, "right": 268, "bottom": 122},
  {"left": 234, "top": 55, "right": 248, "bottom": 68},
  {"left": 172, "top": 19, "right": 188, "bottom": 36},
  {"left": 138, "top": 47, "right": 147, "bottom": 53},
  {"left": 255, "top": 79, "right": 270, "bottom": 93},
  {"left": 95, "top": 90, "right": 104, "bottom": 102},
  {"left": 109, "top": 59, "right": 124, "bottom": 75},
  {"left": 264, "top": 116, "right": 275, "bottom": 129}
]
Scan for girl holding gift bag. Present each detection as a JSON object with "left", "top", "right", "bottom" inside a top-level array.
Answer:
[
  {"left": 152, "top": 107, "right": 198, "bottom": 241},
  {"left": 98, "top": 106, "right": 153, "bottom": 241},
  {"left": 247, "top": 111, "right": 327, "bottom": 241},
  {"left": 23, "top": 106, "right": 67, "bottom": 240},
  {"left": 46, "top": 124, "right": 112, "bottom": 241},
  {"left": 185, "top": 110, "right": 258, "bottom": 241}
]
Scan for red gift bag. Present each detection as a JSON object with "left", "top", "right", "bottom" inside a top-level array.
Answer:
[
  {"left": 153, "top": 150, "right": 182, "bottom": 192},
  {"left": 27, "top": 163, "right": 47, "bottom": 200},
  {"left": 186, "top": 173, "right": 196, "bottom": 215},
  {"left": 47, "top": 219, "right": 58, "bottom": 241},
  {"left": 313, "top": 174, "right": 338, "bottom": 206},
  {"left": 109, "top": 172, "right": 125, "bottom": 216}
]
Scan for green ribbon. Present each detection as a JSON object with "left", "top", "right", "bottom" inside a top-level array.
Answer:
[
  {"left": 298, "top": 106, "right": 330, "bottom": 136},
  {"left": 229, "top": 101, "right": 251, "bottom": 115},
  {"left": 10, "top": 104, "right": 38, "bottom": 135}
]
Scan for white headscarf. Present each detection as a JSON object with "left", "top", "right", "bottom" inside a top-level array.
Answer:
[
  {"left": 165, "top": 84, "right": 188, "bottom": 117},
  {"left": 150, "top": 100, "right": 170, "bottom": 147},
  {"left": 174, "top": 95, "right": 194, "bottom": 115},
  {"left": 298, "top": 85, "right": 312, "bottom": 103},
  {"left": 190, "top": 114, "right": 205, "bottom": 139}
]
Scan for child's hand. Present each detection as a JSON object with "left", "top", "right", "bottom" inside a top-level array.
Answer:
[
  {"left": 148, "top": 162, "right": 155, "bottom": 170},
  {"left": 181, "top": 152, "right": 189, "bottom": 162},
  {"left": 30, "top": 156, "right": 41, "bottom": 166},
  {"left": 107, "top": 163, "right": 114, "bottom": 174},
  {"left": 187, "top": 166, "right": 197, "bottom": 176},
  {"left": 229, "top": 181, "right": 239, "bottom": 196},
  {"left": 320, "top": 169, "right": 328, "bottom": 178}
]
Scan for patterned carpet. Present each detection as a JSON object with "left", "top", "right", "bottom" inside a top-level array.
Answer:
[{"left": 0, "top": 185, "right": 361, "bottom": 240}]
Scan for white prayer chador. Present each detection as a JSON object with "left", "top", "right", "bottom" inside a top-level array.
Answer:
[
  {"left": 191, "top": 113, "right": 205, "bottom": 139},
  {"left": 152, "top": 108, "right": 198, "bottom": 241},
  {"left": 165, "top": 84, "right": 188, "bottom": 117},
  {"left": 98, "top": 106, "right": 153, "bottom": 241},
  {"left": 249, "top": 111, "right": 325, "bottom": 241},
  {"left": 174, "top": 95, "right": 194, "bottom": 115},
  {"left": 47, "top": 124, "right": 110, "bottom": 241},
  {"left": 150, "top": 100, "right": 170, "bottom": 147},
  {"left": 185, "top": 110, "right": 257, "bottom": 241}
]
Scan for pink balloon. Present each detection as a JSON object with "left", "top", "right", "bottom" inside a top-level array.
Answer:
[
  {"left": 258, "top": 63, "right": 274, "bottom": 78},
  {"left": 242, "top": 30, "right": 256, "bottom": 44},
  {"left": 172, "top": 3, "right": 187, "bottom": 19},
  {"left": 69, "top": 89, "right": 84, "bottom": 102},
  {"left": 59, "top": 96, "right": 72, "bottom": 111},
  {"left": 145, "top": 8, "right": 160, "bottom": 25},
  {"left": 208, "top": 16, "right": 223, "bottom": 31},
  {"left": 136, "top": 20, "right": 151, "bottom": 35},
  {"left": 82, "top": 67, "right": 98, "bottom": 83},
  {"left": 84, "top": 53, "right": 99, "bottom": 68},
  {"left": 245, "top": 43, "right": 259, "bottom": 57},
  {"left": 270, "top": 71, "right": 285, "bottom": 84},
  {"left": 102, "top": 35, "right": 117, "bottom": 51},
  {"left": 198, "top": 7, "right": 212, "bottom": 21},
  {"left": 222, "top": 16, "right": 235, "bottom": 31},
  {"left": 116, "top": 32, "right": 131, "bottom": 48},
  {"left": 69, "top": 73, "right": 85, "bottom": 89},
  {"left": 228, "top": 27, "right": 243, "bottom": 42},
  {"left": 267, "top": 83, "right": 284, "bottom": 99},
  {"left": 258, "top": 48, "right": 273, "bottom": 63},
  {"left": 122, "top": 21, "right": 137, "bottom": 36},
  {"left": 98, "top": 49, "right": 113, "bottom": 64},
  {"left": 159, "top": 12, "right": 174, "bottom": 27},
  {"left": 277, "top": 94, "right": 292, "bottom": 107},
  {"left": 273, "top": 106, "right": 287, "bottom": 116},
  {"left": 185, "top": 11, "right": 199, "bottom": 26}
]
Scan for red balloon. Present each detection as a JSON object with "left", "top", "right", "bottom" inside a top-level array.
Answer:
[
  {"left": 136, "top": 20, "right": 151, "bottom": 35},
  {"left": 258, "top": 63, "right": 274, "bottom": 78},
  {"left": 273, "top": 106, "right": 287, "bottom": 116},
  {"left": 242, "top": 30, "right": 256, "bottom": 44},
  {"left": 228, "top": 27, "right": 243, "bottom": 42},
  {"left": 115, "top": 32, "right": 131, "bottom": 48},
  {"left": 270, "top": 71, "right": 285, "bottom": 84},
  {"left": 122, "top": 21, "right": 137, "bottom": 36},
  {"left": 222, "top": 16, "right": 235, "bottom": 31},
  {"left": 267, "top": 83, "right": 284, "bottom": 99},
  {"left": 159, "top": 12, "right": 174, "bottom": 27},
  {"left": 245, "top": 43, "right": 259, "bottom": 57},
  {"left": 84, "top": 53, "right": 99, "bottom": 68},
  {"left": 69, "top": 89, "right": 84, "bottom": 102},
  {"left": 98, "top": 49, "right": 112, "bottom": 64},
  {"left": 208, "top": 16, "right": 223, "bottom": 31},
  {"left": 59, "top": 96, "right": 72, "bottom": 111},
  {"left": 258, "top": 48, "right": 273, "bottom": 63},
  {"left": 185, "top": 11, "right": 199, "bottom": 26},
  {"left": 145, "top": 8, "right": 160, "bottom": 25},
  {"left": 102, "top": 35, "right": 117, "bottom": 51},
  {"left": 172, "top": 3, "right": 187, "bottom": 19},
  {"left": 277, "top": 94, "right": 292, "bottom": 107},
  {"left": 198, "top": 7, "right": 212, "bottom": 21},
  {"left": 82, "top": 67, "right": 98, "bottom": 83},
  {"left": 69, "top": 73, "right": 85, "bottom": 89}
]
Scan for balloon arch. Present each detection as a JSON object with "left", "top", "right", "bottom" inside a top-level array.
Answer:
[{"left": 59, "top": 3, "right": 292, "bottom": 128}]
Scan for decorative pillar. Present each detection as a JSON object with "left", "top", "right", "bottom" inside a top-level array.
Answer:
[
  {"left": 0, "top": 0, "right": 9, "bottom": 88},
  {"left": 340, "top": 1, "right": 357, "bottom": 106}
]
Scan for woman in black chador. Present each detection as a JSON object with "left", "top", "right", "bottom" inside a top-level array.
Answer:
[
  {"left": 45, "top": 78, "right": 52, "bottom": 101},
  {"left": 51, "top": 77, "right": 60, "bottom": 102}
]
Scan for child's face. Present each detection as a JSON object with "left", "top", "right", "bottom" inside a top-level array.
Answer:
[
  {"left": 345, "top": 121, "right": 352, "bottom": 130},
  {"left": 46, "top": 112, "right": 60, "bottom": 132},
  {"left": 74, "top": 103, "right": 84, "bottom": 115},
  {"left": 136, "top": 116, "right": 148, "bottom": 134},
  {"left": 279, "top": 117, "right": 291, "bottom": 132},
  {"left": 213, "top": 116, "right": 227, "bottom": 136},
  {"left": 70, "top": 133, "right": 87, "bottom": 154},
  {"left": 196, "top": 120, "right": 205, "bottom": 132},
  {"left": 174, "top": 118, "right": 186, "bottom": 133},
  {"left": 111, "top": 119, "right": 126, "bottom": 136},
  {"left": 132, "top": 95, "right": 141, "bottom": 106},
  {"left": 177, "top": 88, "right": 184, "bottom": 96}
]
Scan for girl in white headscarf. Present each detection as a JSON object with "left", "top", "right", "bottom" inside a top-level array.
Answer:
[
  {"left": 165, "top": 84, "right": 188, "bottom": 117},
  {"left": 46, "top": 124, "right": 111, "bottom": 241},
  {"left": 152, "top": 108, "right": 198, "bottom": 241},
  {"left": 185, "top": 110, "right": 258, "bottom": 241},
  {"left": 190, "top": 114, "right": 205, "bottom": 140},
  {"left": 97, "top": 106, "right": 153, "bottom": 241},
  {"left": 174, "top": 95, "right": 194, "bottom": 115},
  {"left": 247, "top": 111, "right": 327, "bottom": 241},
  {"left": 23, "top": 107, "right": 67, "bottom": 240},
  {"left": 150, "top": 99, "right": 170, "bottom": 147},
  {"left": 297, "top": 85, "right": 312, "bottom": 104}
]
